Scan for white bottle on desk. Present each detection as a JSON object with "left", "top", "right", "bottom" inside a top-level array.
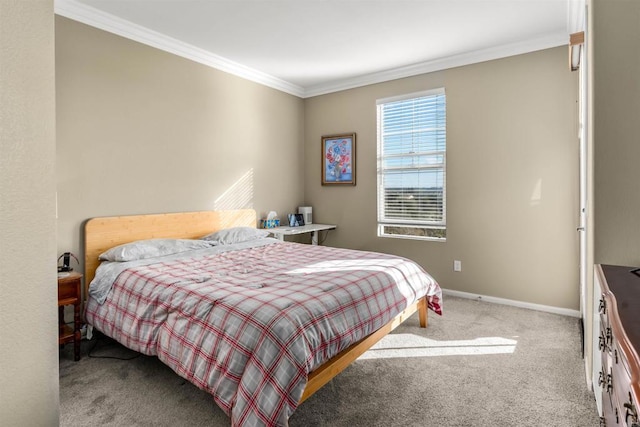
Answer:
[{"left": 298, "top": 206, "right": 312, "bottom": 225}]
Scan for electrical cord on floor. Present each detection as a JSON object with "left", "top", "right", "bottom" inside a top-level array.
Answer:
[{"left": 87, "top": 333, "right": 141, "bottom": 361}]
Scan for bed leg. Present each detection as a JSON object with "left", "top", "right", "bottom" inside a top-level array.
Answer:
[{"left": 418, "top": 297, "right": 428, "bottom": 328}]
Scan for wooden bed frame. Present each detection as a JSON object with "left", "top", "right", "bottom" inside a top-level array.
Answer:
[{"left": 84, "top": 209, "right": 429, "bottom": 404}]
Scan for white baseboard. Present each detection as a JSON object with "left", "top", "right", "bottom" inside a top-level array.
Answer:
[{"left": 442, "top": 288, "right": 581, "bottom": 318}]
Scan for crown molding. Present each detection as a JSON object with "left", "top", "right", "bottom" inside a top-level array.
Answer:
[
  {"left": 302, "top": 32, "right": 568, "bottom": 98},
  {"left": 54, "top": 0, "right": 306, "bottom": 97},
  {"left": 55, "top": 0, "right": 570, "bottom": 99}
]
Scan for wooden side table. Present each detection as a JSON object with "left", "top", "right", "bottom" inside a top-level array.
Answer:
[{"left": 58, "top": 271, "right": 82, "bottom": 361}]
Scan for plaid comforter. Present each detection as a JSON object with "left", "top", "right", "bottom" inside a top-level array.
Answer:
[{"left": 85, "top": 241, "right": 442, "bottom": 426}]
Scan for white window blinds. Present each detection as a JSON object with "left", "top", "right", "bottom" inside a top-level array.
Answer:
[{"left": 376, "top": 88, "right": 446, "bottom": 240}]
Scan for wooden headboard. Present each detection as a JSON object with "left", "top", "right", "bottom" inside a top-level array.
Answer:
[{"left": 84, "top": 209, "right": 257, "bottom": 296}]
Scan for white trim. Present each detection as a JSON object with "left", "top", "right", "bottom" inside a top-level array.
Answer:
[
  {"left": 54, "top": 0, "right": 305, "bottom": 98},
  {"left": 442, "top": 288, "right": 581, "bottom": 318},
  {"left": 55, "top": 0, "right": 568, "bottom": 99},
  {"left": 376, "top": 90, "right": 447, "bottom": 242},
  {"left": 377, "top": 228, "right": 446, "bottom": 243}
]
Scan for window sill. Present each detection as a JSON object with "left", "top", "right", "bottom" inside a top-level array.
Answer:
[{"left": 378, "top": 233, "right": 446, "bottom": 243}]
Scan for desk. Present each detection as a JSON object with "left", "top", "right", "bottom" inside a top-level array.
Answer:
[{"left": 269, "top": 224, "right": 336, "bottom": 245}]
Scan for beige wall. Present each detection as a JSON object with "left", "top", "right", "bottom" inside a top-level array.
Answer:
[
  {"left": 55, "top": 17, "right": 581, "bottom": 311},
  {"left": 0, "top": 0, "right": 59, "bottom": 425},
  {"left": 304, "top": 47, "right": 580, "bottom": 309},
  {"left": 55, "top": 17, "right": 305, "bottom": 266},
  {"left": 593, "top": 0, "right": 640, "bottom": 266}
]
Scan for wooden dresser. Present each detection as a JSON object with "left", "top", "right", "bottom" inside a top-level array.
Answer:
[{"left": 595, "top": 264, "right": 640, "bottom": 427}]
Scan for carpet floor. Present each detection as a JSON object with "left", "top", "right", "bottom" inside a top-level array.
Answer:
[{"left": 59, "top": 296, "right": 599, "bottom": 426}]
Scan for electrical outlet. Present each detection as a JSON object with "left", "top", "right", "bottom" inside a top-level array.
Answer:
[{"left": 453, "top": 260, "right": 462, "bottom": 272}]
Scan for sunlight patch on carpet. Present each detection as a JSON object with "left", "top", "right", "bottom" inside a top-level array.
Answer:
[{"left": 358, "top": 334, "right": 517, "bottom": 359}]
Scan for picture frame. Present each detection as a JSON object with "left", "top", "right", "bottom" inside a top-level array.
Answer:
[{"left": 322, "top": 133, "right": 356, "bottom": 185}]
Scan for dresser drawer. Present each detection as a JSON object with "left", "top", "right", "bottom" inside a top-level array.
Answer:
[
  {"left": 603, "top": 388, "right": 621, "bottom": 426},
  {"left": 57, "top": 272, "right": 81, "bottom": 305},
  {"left": 58, "top": 280, "right": 78, "bottom": 302},
  {"left": 612, "top": 340, "right": 630, "bottom": 396},
  {"left": 595, "top": 265, "right": 640, "bottom": 427}
]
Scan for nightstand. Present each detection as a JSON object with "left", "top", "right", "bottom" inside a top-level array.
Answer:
[{"left": 58, "top": 271, "right": 82, "bottom": 361}]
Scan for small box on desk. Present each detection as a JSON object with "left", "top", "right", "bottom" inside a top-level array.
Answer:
[{"left": 260, "top": 219, "right": 280, "bottom": 229}]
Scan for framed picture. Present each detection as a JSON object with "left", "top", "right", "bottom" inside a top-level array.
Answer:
[
  {"left": 322, "top": 133, "right": 356, "bottom": 185},
  {"left": 288, "top": 213, "right": 305, "bottom": 227}
]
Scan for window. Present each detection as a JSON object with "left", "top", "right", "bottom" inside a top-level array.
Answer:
[{"left": 376, "top": 88, "right": 446, "bottom": 241}]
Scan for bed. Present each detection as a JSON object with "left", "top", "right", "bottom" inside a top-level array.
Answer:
[{"left": 83, "top": 209, "right": 442, "bottom": 426}]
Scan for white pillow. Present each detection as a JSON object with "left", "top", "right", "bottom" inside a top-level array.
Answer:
[
  {"left": 201, "top": 227, "right": 269, "bottom": 245},
  {"left": 99, "top": 238, "right": 213, "bottom": 262}
]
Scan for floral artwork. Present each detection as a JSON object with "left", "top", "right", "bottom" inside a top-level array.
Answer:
[{"left": 322, "top": 133, "right": 356, "bottom": 185}]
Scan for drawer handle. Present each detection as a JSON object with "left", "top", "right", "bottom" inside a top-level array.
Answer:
[
  {"left": 625, "top": 393, "right": 638, "bottom": 424},
  {"left": 599, "top": 334, "right": 606, "bottom": 351},
  {"left": 598, "top": 371, "right": 613, "bottom": 393},
  {"left": 626, "top": 404, "right": 638, "bottom": 424},
  {"left": 606, "top": 327, "right": 613, "bottom": 346},
  {"left": 599, "top": 298, "right": 606, "bottom": 314}
]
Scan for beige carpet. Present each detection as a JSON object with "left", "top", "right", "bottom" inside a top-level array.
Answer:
[{"left": 59, "top": 296, "right": 599, "bottom": 426}]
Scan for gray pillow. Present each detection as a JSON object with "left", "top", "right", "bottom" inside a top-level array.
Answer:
[
  {"left": 98, "top": 238, "right": 213, "bottom": 262},
  {"left": 201, "top": 227, "right": 270, "bottom": 245}
]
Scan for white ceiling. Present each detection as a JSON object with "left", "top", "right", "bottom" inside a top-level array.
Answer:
[{"left": 55, "top": 0, "right": 581, "bottom": 98}]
